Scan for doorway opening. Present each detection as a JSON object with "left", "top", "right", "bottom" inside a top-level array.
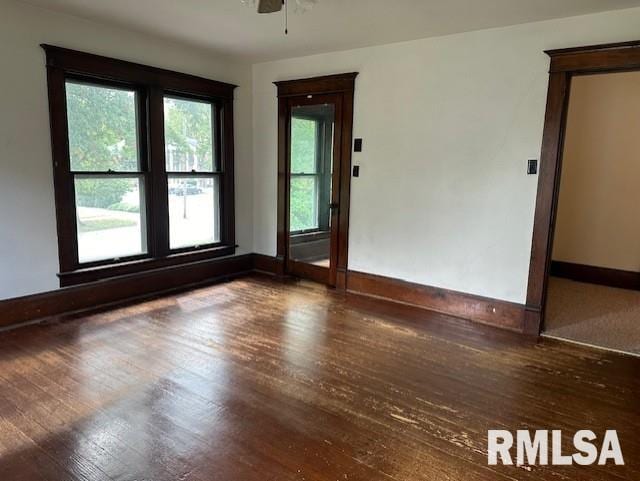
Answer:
[
  {"left": 526, "top": 41, "right": 640, "bottom": 355},
  {"left": 544, "top": 71, "right": 640, "bottom": 355},
  {"left": 275, "top": 73, "right": 357, "bottom": 288}
]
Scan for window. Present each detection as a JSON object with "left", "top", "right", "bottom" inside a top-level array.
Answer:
[
  {"left": 66, "top": 82, "right": 148, "bottom": 263},
  {"left": 290, "top": 117, "right": 320, "bottom": 232},
  {"left": 43, "top": 45, "right": 236, "bottom": 286},
  {"left": 164, "top": 97, "right": 221, "bottom": 249}
]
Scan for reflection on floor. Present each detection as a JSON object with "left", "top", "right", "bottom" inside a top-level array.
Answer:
[
  {"left": 310, "top": 257, "right": 330, "bottom": 268},
  {"left": 545, "top": 276, "right": 640, "bottom": 355}
]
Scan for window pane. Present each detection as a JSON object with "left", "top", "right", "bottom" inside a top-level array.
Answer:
[
  {"left": 75, "top": 177, "right": 147, "bottom": 263},
  {"left": 291, "top": 117, "right": 317, "bottom": 174},
  {"left": 164, "top": 97, "right": 215, "bottom": 172},
  {"left": 290, "top": 176, "right": 318, "bottom": 232},
  {"left": 66, "top": 82, "right": 139, "bottom": 172},
  {"left": 169, "top": 177, "right": 220, "bottom": 249}
]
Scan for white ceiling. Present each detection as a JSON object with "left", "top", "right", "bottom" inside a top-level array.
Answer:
[{"left": 20, "top": 0, "right": 640, "bottom": 62}]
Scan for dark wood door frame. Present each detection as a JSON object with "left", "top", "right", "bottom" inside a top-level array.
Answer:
[
  {"left": 275, "top": 73, "right": 358, "bottom": 289},
  {"left": 525, "top": 40, "right": 640, "bottom": 335}
]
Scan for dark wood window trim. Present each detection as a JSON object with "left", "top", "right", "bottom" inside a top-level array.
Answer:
[
  {"left": 275, "top": 73, "right": 358, "bottom": 289},
  {"left": 525, "top": 40, "right": 640, "bottom": 335},
  {"left": 42, "top": 45, "right": 237, "bottom": 287}
]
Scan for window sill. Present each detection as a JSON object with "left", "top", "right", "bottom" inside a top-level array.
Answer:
[
  {"left": 58, "top": 245, "right": 236, "bottom": 287},
  {"left": 290, "top": 230, "right": 330, "bottom": 244}
]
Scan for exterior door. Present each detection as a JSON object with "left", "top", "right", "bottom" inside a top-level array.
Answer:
[{"left": 285, "top": 94, "right": 343, "bottom": 286}]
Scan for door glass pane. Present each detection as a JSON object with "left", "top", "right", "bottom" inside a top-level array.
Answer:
[
  {"left": 66, "top": 82, "right": 139, "bottom": 172},
  {"left": 288, "top": 103, "right": 335, "bottom": 269},
  {"left": 169, "top": 176, "right": 220, "bottom": 249},
  {"left": 290, "top": 176, "right": 318, "bottom": 232},
  {"left": 164, "top": 97, "right": 215, "bottom": 172},
  {"left": 75, "top": 177, "right": 146, "bottom": 263},
  {"left": 291, "top": 118, "right": 317, "bottom": 174}
]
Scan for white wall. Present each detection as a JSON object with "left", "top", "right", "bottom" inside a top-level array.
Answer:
[
  {"left": 553, "top": 72, "right": 640, "bottom": 272},
  {"left": 4, "top": 1, "right": 640, "bottom": 305},
  {"left": 0, "top": 0, "right": 253, "bottom": 300},
  {"left": 252, "top": 7, "right": 640, "bottom": 304}
]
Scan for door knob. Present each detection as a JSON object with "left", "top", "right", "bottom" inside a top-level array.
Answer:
[{"left": 329, "top": 203, "right": 339, "bottom": 211}]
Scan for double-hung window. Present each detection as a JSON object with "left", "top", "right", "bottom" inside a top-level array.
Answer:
[
  {"left": 164, "top": 96, "right": 221, "bottom": 250},
  {"left": 66, "top": 81, "right": 149, "bottom": 265},
  {"left": 43, "top": 45, "right": 236, "bottom": 286}
]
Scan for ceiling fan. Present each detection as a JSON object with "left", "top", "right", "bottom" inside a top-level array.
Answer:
[
  {"left": 256, "top": 0, "right": 284, "bottom": 14},
  {"left": 242, "top": 0, "right": 317, "bottom": 33},
  {"left": 243, "top": 0, "right": 317, "bottom": 13}
]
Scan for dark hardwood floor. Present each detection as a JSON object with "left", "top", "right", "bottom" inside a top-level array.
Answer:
[{"left": 0, "top": 275, "right": 637, "bottom": 480}]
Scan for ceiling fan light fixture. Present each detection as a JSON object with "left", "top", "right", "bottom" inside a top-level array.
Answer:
[
  {"left": 240, "top": 0, "right": 283, "bottom": 14},
  {"left": 258, "top": 0, "right": 284, "bottom": 14},
  {"left": 241, "top": 0, "right": 317, "bottom": 14},
  {"left": 241, "top": 0, "right": 318, "bottom": 35}
]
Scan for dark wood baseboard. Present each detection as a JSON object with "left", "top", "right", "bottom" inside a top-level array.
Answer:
[
  {"left": 252, "top": 255, "right": 529, "bottom": 333},
  {"left": 0, "top": 253, "right": 530, "bottom": 335},
  {"left": 0, "top": 254, "right": 254, "bottom": 329},
  {"left": 523, "top": 307, "right": 543, "bottom": 336},
  {"left": 346, "top": 270, "right": 527, "bottom": 333},
  {"left": 550, "top": 261, "right": 640, "bottom": 291},
  {"left": 252, "top": 253, "right": 285, "bottom": 276},
  {"left": 288, "top": 260, "right": 329, "bottom": 285}
]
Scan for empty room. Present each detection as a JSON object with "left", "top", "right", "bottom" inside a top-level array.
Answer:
[{"left": 0, "top": 0, "right": 638, "bottom": 480}]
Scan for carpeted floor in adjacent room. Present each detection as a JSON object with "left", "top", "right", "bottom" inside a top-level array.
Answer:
[{"left": 545, "top": 276, "right": 640, "bottom": 356}]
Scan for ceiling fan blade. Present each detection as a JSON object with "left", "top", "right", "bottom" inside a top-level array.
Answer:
[{"left": 257, "top": 0, "right": 283, "bottom": 13}]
